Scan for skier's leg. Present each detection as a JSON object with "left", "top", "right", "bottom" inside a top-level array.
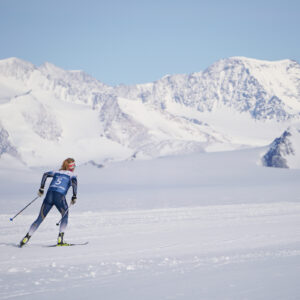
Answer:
[
  {"left": 54, "top": 193, "right": 69, "bottom": 234},
  {"left": 59, "top": 207, "right": 68, "bottom": 234},
  {"left": 28, "top": 193, "right": 53, "bottom": 236},
  {"left": 20, "top": 193, "right": 53, "bottom": 247}
]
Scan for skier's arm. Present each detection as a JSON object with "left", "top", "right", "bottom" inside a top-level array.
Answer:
[
  {"left": 71, "top": 177, "right": 77, "bottom": 204},
  {"left": 40, "top": 171, "right": 54, "bottom": 189},
  {"left": 71, "top": 177, "right": 77, "bottom": 196},
  {"left": 38, "top": 171, "right": 54, "bottom": 196}
]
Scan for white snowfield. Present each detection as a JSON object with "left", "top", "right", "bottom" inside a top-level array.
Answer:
[{"left": 1, "top": 148, "right": 300, "bottom": 299}]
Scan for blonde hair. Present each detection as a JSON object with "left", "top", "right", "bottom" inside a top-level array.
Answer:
[{"left": 60, "top": 158, "right": 75, "bottom": 171}]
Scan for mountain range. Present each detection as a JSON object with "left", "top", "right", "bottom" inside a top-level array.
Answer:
[{"left": 0, "top": 56, "right": 300, "bottom": 168}]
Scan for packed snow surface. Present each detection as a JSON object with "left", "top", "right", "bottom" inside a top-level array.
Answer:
[{"left": 1, "top": 148, "right": 300, "bottom": 299}]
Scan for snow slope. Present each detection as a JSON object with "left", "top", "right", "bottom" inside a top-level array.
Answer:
[{"left": 1, "top": 148, "right": 300, "bottom": 300}]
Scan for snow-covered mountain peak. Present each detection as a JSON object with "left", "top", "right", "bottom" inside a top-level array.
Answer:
[
  {"left": 37, "top": 61, "right": 109, "bottom": 89},
  {"left": 0, "top": 57, "right": 36, "bottom": 80},
  {"left": 227, "top": 56, "right": 293, "bottom": 65},
  {"left": 115, "top": 56, "right": 300, "bottom": 122},
  {"left": 205, "top": 56, "right": 299, "bottom": 79},
  {"left": 0, "top": 57, "right": 35, "bottom": 68},
  {"left": 38, "top": 61, "right": 67, "bottom": 76},
  {"left": 262, "top": 125, "right": 300, "bottom": 169}
]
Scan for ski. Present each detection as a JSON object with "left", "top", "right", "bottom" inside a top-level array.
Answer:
[{"left": 47, "top": 242, "right": 88, "bottom": 247}]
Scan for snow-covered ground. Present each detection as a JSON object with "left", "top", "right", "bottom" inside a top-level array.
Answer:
[{"left": 1, "top": 148, "right": 300, "bottom": 299}]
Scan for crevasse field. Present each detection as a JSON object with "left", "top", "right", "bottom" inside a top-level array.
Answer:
[{"left": 1, "top": 147, "right": 300, "bottom": 300}]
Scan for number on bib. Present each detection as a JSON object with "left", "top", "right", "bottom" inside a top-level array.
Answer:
[{"left": 55, "top": 177, "right": 62, "bottom": 185}]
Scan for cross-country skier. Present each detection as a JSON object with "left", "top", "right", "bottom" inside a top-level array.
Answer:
[{"left": 19, "top": 158, "right": 77, "bottom": 247}]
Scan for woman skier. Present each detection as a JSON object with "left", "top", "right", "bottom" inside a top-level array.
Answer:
[{"left": 19, "top": 158, "right": 78, "bottom": 247}]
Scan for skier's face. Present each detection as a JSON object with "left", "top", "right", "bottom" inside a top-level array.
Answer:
[{"left": 68, "top": 162, "right": 76, "bottom": 172}]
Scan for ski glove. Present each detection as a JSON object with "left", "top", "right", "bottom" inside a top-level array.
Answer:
[
  {"left": 38, "top": 188, "right": 44, "bottom": 197},
  {"left": 71, "top": 196, "right": 77, "bottom": 205}
]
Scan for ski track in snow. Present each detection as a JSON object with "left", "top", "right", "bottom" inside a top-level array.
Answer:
[{"left": 1, "top": 202, "right": 300, "bottom": 300}]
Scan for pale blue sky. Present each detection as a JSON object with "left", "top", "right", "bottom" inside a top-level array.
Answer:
[{"left": 0, "top": 0, "right": 299, "bottom": 85}]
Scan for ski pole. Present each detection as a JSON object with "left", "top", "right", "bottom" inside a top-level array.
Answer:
[
  {"left": 9, "top": 196, "right": 40, "bottom": 221},
  {"left": 56, "top": 204, "right": 72, "bottom": 226}
]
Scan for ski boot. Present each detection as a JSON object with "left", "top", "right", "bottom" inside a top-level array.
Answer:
[
  {"left": 19, "top": 233, "right": 31, "bottom": 247},
  {"left": 57, "top": 232, "right": 69, "bottom": 246}
]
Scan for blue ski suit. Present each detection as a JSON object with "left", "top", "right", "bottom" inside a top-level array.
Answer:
[{"left": 28, "top": 170, "right": 77, "bottom": 235}]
